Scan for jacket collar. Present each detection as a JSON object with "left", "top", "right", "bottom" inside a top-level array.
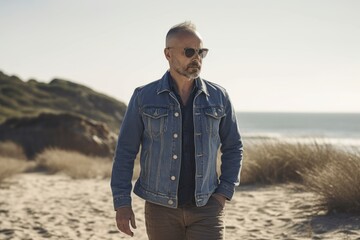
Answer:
[{"left": 157, "top": 71, "right": 209, "bottom": 96}]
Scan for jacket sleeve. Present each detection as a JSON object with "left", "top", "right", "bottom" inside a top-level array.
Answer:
[
  {"left": 215, "top": 92, "right": 243, "bottom": 200},
  {"left": 110, "top": 88, "right": 143, "bottom": 210}
]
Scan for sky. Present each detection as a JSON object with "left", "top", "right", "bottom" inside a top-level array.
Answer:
[{"left": 0, "top": 0, "right": 359, "bottom": 113}]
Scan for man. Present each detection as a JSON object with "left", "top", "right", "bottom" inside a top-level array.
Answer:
[{"left": 111, "top": 21, "right": 243, "bottom": 240}]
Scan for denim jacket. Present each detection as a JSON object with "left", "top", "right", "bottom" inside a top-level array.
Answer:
[{"left": 111, "top": 71, "right": 243, "bottom": 209}]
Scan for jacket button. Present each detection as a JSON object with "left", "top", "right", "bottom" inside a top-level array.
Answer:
[
  {"left": 173, "top": 133, "right": 178, "bottom": 138},
  {"left": 171, "top": 176, "right": 176, "bottom": 180},
  {"left": 168, "top": 200, "right": 174, "bottom": 205},
  {"left": 174, "top": 112, "right": 179, "bottom": 117},
  {"left": 172, "top": 155, "right": 178, "bottom": 160}
]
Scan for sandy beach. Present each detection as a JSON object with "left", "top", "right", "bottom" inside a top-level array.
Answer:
[{"left": 0, "top": 173, "right": 359, "bottom": 240}]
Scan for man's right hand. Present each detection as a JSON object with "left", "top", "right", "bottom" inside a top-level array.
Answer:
[{"left": 115, "top": 206, "right": 137, "bottom": 237}]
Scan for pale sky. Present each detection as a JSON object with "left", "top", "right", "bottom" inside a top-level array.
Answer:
[{"left": 1, "top": 0, "right": 359, "bottom": 112}]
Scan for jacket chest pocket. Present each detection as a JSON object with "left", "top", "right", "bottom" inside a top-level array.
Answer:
[
  {"left": 142, "top": 107, "right": 169, "bottom": 138},
  {"left": 204, "top": 106, "right": 225, "bottom": 137}
]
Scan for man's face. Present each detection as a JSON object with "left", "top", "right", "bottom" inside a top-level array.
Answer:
[{"left": 165, "top": 33, "right": 204, "bottom": 79}]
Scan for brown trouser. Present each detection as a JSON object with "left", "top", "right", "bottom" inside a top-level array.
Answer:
[{"left": 145, "top": 196, "right": 225, "bottom": 240}]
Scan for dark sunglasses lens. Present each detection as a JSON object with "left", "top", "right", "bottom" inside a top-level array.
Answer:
[
  {"left": 199, "top": 49, "right": 208, "bottom": 58},
  {"left": 184, "top": 48, "right": 196, "bottom": 58},
  {"left": 184, "top": 48, "right": 209, "bottom": 58}
]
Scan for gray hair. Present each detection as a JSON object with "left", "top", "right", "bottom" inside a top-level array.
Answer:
[{"left": 166, "top": 21, "right": 198, "bottom": 46}]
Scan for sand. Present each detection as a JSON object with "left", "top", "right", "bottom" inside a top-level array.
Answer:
[{"left": 0, "top": 173, "right": 359, "bottom": 240}]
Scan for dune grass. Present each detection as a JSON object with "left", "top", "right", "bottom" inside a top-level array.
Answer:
[
  {"left": 241, "top": 141, "right": 335, "bottom": 184},
  {"left": 0, "top": 141, "right": 29, "bottom": 182},
  {"left": 34, "top": 148, "right": 141, "bottom": 180},
  {"left": 35, "top": 148, "right": 113, "bottom": 179},
  {"left": 0, "top": 141, "right": 27, "bottom": 160},
  {"left": 0, "top": 156, "right": 28, "bottom": 182},
  {"left": 240, "top": 140, "right": 360, "bottom": 213},
  {"left": 304, "top": 151, "right": 360, "bottom": 213},
  {"left": 0, "top": 143, "right": 140, "bottom": 182}
]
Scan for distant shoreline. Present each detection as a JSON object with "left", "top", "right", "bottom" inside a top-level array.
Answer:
[
  {"left": 242, "top": 135, "right": 360, "bottom": 153},
  {"left": 236, "top": 112, "right": 360, "bottom": 143}
]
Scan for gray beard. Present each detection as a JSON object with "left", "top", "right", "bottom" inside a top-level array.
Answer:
[{"left": 176, "top": 67, "right": 200, "bottom": 79}]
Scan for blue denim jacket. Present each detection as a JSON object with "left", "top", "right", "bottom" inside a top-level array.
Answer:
[{"left": 111, "top": 71, "right": 243, "bottom": 209}]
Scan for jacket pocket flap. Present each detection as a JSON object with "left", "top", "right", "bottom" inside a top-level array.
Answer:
[
  {"left": 142, "top": 107, "right": 169, "bottom": 119},
  {"left": 204, "top": 107, "right": 225, "bottom": 119}
]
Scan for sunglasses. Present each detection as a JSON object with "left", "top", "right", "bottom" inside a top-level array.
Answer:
[{"left": 167, "top": 47, "right": 209, "bottom": 58}]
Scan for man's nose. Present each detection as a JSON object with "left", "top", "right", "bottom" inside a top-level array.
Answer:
[{"left": 193, "top": 52, "right": 202, "bottom": 60}]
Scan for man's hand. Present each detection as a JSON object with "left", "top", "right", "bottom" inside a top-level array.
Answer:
[
  {"left": 115, "top": 206, "right": 137, "bottom": 237},
  {"left": 212, "top": 193, "right": 226, "bottom": 208}
]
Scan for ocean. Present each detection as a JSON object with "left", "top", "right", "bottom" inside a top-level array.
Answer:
[{"left": 236, "top": 112, "right": 360, "bottom": 148}]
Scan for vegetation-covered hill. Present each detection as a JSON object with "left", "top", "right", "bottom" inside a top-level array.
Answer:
[{"left": 0, "top": 70, "right": 126, "bottom": 132}]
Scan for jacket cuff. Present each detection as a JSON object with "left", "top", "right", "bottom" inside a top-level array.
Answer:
[
  {"left": 113, "top": 196, "right": 132, "bottom": 210},
  {"left": 214, "top": 181, "right": 235, "bottom": 200}
]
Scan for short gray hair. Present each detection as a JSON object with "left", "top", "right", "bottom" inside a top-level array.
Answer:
[{"left": 166, "top": 21, "right": 198, "bottom": 46}]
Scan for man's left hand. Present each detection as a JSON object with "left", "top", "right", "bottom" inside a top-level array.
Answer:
[{"left": 212, "top": 193, "right": 226, "bottom": 208}]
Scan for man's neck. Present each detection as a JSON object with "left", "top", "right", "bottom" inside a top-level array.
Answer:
[{"left": 169, "top": 70, "right": 195, "bottom": 105}]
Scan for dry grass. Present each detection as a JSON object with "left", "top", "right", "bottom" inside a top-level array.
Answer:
[
  {"left": 0, "top": 141, "right": 27, "bottom": 160},
  {"left": 133, "top": 155, "right": 141, "bottom": 180},
  {"left": 0, "top": 141, "right": 28, "bottom": 182},
  {"left": 0, "top": 156, "right": 27, "bottom": 182},
  {"left": 240, "top": 139, "right": 360, "bottom": 213},
  {"left": 0, "top": 143, "right": 140, "bottom": 181},
  {"left": 304, "top": 151, "right": 360, "bottom": 213},
  {"left": 35, "top": 148, "right": 113, "bottom": 179},
  {"left": 241, "top": 140, "right": 336, "bottom": 184}
]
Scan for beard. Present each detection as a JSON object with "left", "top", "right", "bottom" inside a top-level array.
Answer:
[{"left": 176, "top": 61, "right": 201, "bottom": 79}]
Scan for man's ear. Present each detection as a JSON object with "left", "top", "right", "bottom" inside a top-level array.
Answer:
[{"left": 164, "top": 48, "right": 171, "bottom": 60}]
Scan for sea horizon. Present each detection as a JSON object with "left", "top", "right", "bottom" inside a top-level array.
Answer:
[{"left": 236, "top": 111, "right": 360, "bottom": 148}]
